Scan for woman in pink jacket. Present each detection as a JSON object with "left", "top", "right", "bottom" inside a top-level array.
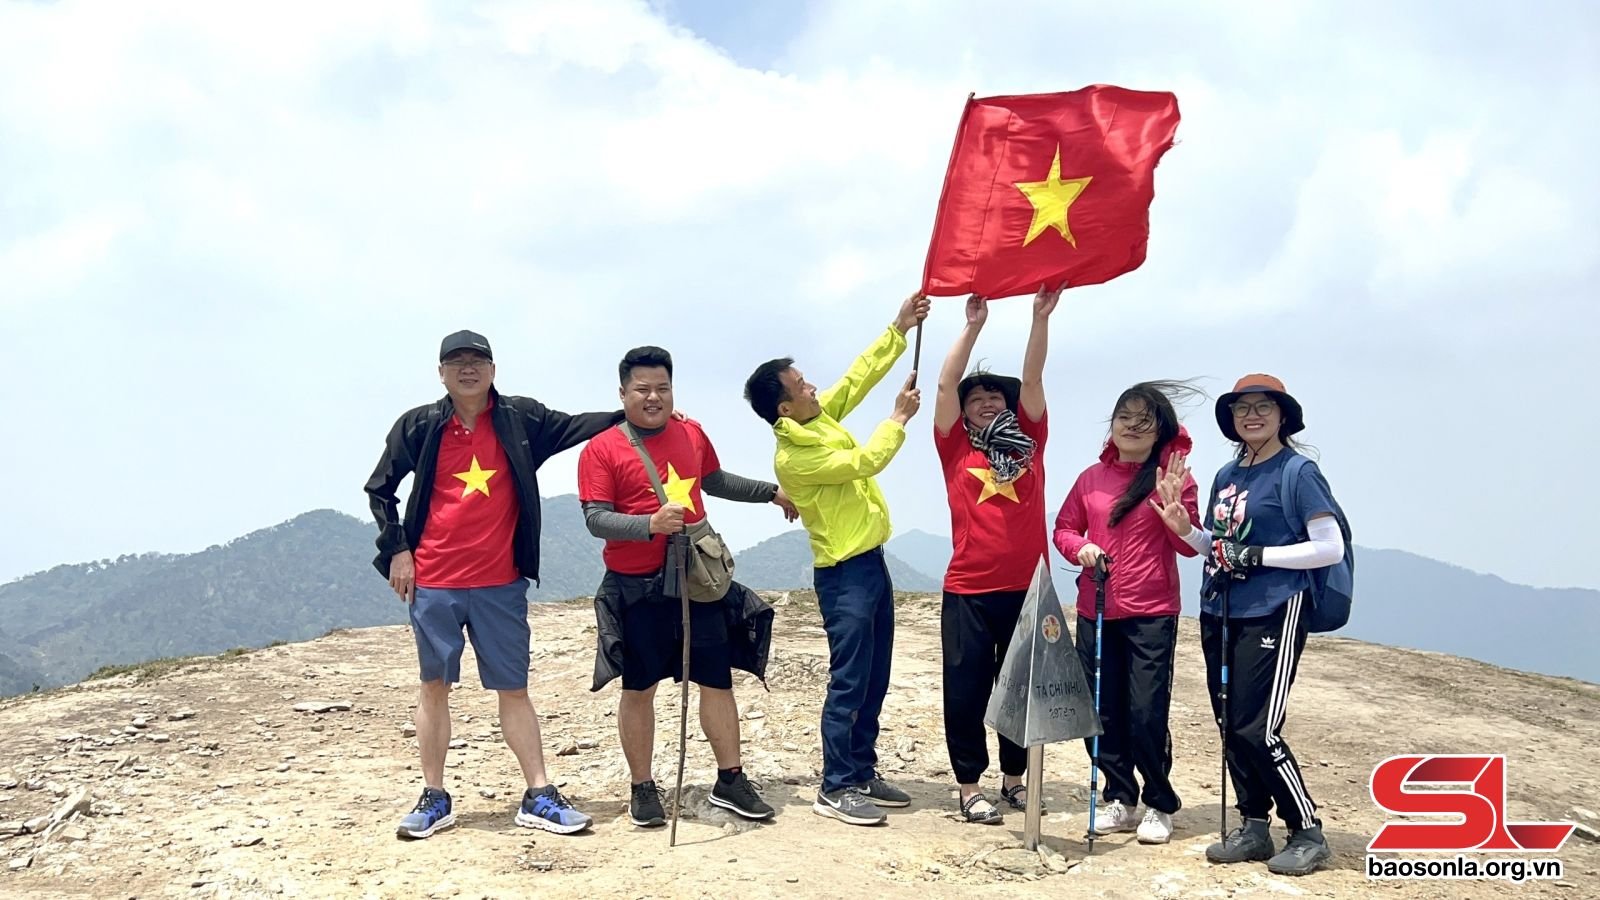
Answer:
[{"left": 1053, "top": 381, "right": 1203, "bottom": 845}]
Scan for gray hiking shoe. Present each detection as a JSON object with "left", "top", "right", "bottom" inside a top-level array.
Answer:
[
  {"left": 813, "top": 788, "right": 887, "bottom": 826},
  {"left": 629, "top": 780, "right": 666, "bottom": 828},
  {"left": 1206, "top": 818, "right": 1276, "bottom": 864},
  {"left": 1267, "top": 825, "right": 1332, "bottom": 876},
  {"left": 855, "top": 776, "right": 910, "bottom": 808}
]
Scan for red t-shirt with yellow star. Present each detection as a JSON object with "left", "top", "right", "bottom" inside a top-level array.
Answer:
[
  {"left": 578, "top": 418, "right": 719, "bottom": 577},
  {"left": 935, "top": 410, "right": 1049, "bottom": 594},
  {"left": 414, "top": 396, "right": 522, "bottom": 589}
]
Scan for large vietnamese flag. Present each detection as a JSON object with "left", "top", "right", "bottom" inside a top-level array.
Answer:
[{"left": 921, "top": 86, "right": 1180, "bottom": 298}]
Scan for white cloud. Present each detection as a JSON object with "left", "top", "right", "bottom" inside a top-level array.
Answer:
[{"left": 0, "top": 0, "right": 1595, "bottom": 592}]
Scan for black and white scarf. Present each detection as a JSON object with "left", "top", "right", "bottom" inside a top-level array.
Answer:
[{"left": 966, "top": 409, "right": 1036, "bottom": 484}]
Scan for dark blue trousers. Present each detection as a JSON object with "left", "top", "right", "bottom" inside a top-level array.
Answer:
[{"left": 813, "top": 546, "right": 895, "bottom": 794}]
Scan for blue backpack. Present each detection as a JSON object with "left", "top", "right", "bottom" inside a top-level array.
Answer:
[{"left": 1279, "top": 455, "right": 1354, "bottom": 633}]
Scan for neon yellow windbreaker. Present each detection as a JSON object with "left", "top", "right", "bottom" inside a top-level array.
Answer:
[{"left": 772, "top": 325, "right": 909, "bottom": 568}]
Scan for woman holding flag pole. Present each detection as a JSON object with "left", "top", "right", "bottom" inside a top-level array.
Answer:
[
  {"left": 932, "top": 283, "right": 1060, "bottom": 825},
  {"left": 1052, "top": 380, "right": 1204, "bottom": 845}
]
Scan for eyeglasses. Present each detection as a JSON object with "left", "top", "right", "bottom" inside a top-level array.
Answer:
[
  {"left": 1229, "top": 400, "right": 1277, "bottom": 418},
  {"left": 442, "top": 356, "right": 492, "bottom": 369}
]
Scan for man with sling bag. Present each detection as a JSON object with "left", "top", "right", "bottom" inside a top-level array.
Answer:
[{"left": 579, "top": 346, "right": 798, "bottom": 827}]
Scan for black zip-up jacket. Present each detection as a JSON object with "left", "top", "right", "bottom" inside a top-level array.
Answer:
[
  {"left": 590, "top": 578, "right": 774, "bottom": 692},
  {"left": 364, "top": 387, "right": 623, "bottom": 583}
]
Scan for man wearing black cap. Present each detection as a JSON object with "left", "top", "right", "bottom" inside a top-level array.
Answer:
[
  {"left": 365, "top": 329, "right": 623, "bottom": 840},
  {"left": 931, "top": 285, "right": 1060, "bottom": 824}
]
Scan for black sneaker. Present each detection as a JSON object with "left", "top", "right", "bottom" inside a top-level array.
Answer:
[
  {"left": 1206, "top": 818, "right": 1276, "bottom": 864},
  {"left": 813, "top": 788, "right": 887, "bottom": 826},
  {"left": 630, "top": 780, "right": 666, "bottom": 827},
  {"left": 855, "top": 776, "right": 911, "bottom": 808},
  {"left": 709, "top": 772, "right": 776, "bottom": 820},
  {"left": 1267, "top": 825, "right": 1332, "bottom": 876}
]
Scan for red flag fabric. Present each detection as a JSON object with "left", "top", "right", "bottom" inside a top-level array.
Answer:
[{"left": 921, "top": 86, "right": 1180, "bottom": 298}]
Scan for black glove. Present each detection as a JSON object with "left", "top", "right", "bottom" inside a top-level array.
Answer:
[{"left": 1212, "top": 539, "right": 1263, "bottom": 576}]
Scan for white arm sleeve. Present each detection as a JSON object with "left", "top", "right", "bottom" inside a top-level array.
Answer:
[
  {"left": 1262, "top": 516, "right": 1344, "bottom": 569},
  {"left": 1182, "top": 525, "right": 1210, "bottom": 554}
]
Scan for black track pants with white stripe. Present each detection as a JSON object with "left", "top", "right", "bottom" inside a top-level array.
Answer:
[{"left": 1200, "top": 591, "right": 1320, "bottom": 832}]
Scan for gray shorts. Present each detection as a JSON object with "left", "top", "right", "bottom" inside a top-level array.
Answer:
[{"left": 409, "top": 579, "right": 530, "bottom": 690}]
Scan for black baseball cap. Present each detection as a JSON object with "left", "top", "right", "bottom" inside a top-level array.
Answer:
[{"left": 439, "top": 330, "right": 492, "bottom": 362}]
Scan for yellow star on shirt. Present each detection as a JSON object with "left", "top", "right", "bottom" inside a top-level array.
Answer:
[
  {"left": 968, "top": 466, "right": 1024, "bottom": 504},
  {"left": 1014, "top": 147, "right": 1093, "bottom": 247},
  {"left": 663, "top": 462, "right": 697, "bottom": 513},
  {"left": 452, "top": 455, "right": 496, "bottom": 498}
]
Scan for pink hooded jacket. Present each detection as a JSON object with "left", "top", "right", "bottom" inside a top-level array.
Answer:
[{"left": 1053, "top": 427, "right": 1202, "bottom": 620}]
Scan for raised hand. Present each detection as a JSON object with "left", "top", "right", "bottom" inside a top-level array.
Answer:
[
  {"left": 1033, "top": 280, "right": 1066, "bottom": 318},
  {"left": 892, "top": 371, "right": 922, "bottom": 424},
  {"left": 1147, "top": 450, "right": 1192, "bottom": 536},
  {"left": 895, "top": 291, "right": 932, "bottom": 334},
  {"left": 965, "top": 294, "right": 988, "bottom": 327}
]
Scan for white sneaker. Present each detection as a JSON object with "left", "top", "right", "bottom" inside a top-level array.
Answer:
[
  {"left": 1137, "top": 808, "right": 1173, "bottom": 844},
  {"left": 1091, "top": 800, "right": 1140, "bottom": 835}
]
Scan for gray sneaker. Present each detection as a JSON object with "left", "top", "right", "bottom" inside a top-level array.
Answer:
[
  {"left": 855, "top": 776, "right": 911, "bottom": 808},
  {"left": 813, "top": 788, "right": 887, "bottom": 825},
  {"left": 1206, "top": 818, "right": 1276, "bottom": 864},
  {"left": 1267, "top": 825, "right": 1332, "bottom": 876}
]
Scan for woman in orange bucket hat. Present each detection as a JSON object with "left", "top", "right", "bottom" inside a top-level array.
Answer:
[{"left": 1149, "top": 374, "right": 1345, "bottom": 877}]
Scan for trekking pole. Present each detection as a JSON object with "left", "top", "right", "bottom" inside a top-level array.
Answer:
[
  {"left": 1218, "top": 577, "right": 1231, "bottom": 844},
  {"left": 1085, "top": 555, "right": 1111, "bottom": 848},
  {"left": 669, "top": 533, "right": 691, "bottom": 848}
]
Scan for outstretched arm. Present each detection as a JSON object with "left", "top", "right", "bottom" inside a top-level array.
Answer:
[
  {"left": 935, "top": 295, "right": 985, "bottom": 436},
  {"left": 779, "top": 421, "right": 907, "bottom": 485},
  {"left": 1020, "top": 282, "right": 1063, "bottom": 421},
  {"left": 819, "top": 291, "right": 928, "bottom": 421},
  {"left": 528, "top": 399, "right": 625, "bottom": 464}
]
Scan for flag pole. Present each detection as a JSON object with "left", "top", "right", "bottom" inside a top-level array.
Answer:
[
  {"left": 913, "top": 89, "right": 975, "bottom": 384},
  {"left": 910, "top": 321, "right": 924, "bottom": 388}
]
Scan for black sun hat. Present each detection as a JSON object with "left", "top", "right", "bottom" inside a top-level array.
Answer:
[{"left": 957, "top": 370, "right": 1021, "bottom": 413}]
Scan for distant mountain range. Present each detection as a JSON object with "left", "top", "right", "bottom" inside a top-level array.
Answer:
[
  {"left": 0, "top": 500, "right": 931, "bottom": 696},
  {"left": 2, "top": 507, "right": 1595, "bottom": 696},
  {"left": 736, "top": 530, "right": 938, "bottom": 592}
]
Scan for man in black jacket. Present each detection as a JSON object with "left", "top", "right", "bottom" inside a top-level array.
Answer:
[{"left": 365, "top": 329, "right": 621, "bottom": 840}]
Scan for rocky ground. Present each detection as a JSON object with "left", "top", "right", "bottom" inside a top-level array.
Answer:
[{"left": 1, "top": 591, "right": 1597, "bottom": 899}]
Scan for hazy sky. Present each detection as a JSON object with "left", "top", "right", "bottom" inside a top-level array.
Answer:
[{"left": 2, "top": 1, "right": 1595, "bottom": 590}]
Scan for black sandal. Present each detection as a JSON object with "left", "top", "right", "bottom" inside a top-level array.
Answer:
[
  {"left": 961, "top": 792, "right": 1004, "bottom": 824},
  {"left": 1000, "top": 783, "right": 1046, "bottom": 813}
]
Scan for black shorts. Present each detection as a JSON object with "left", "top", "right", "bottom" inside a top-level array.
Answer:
[{"left": 600, "top": 570, "right": 733, "bottom": 691}]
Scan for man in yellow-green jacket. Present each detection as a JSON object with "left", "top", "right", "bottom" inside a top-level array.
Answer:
[{"left": 742, "top": 291, "right": 930, "bottom": 826}]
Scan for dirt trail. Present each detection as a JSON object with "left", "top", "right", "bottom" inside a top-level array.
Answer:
[{"left": 2, "top": 592, "right": 1596, "bottom": 898}]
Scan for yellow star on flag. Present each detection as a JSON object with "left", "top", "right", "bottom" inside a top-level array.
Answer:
[
  {"left": 968, "top": 467, "right": 1024, "bottom": 504},
  {"left": 663, "top": 462, "right": 697, "bottom": 513},
  {"left": 1014, "top": 147, "right": 1093, "bottom": 247},
  {"left": 452, "top": 455, "right": 496, "bottom": 498}
]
